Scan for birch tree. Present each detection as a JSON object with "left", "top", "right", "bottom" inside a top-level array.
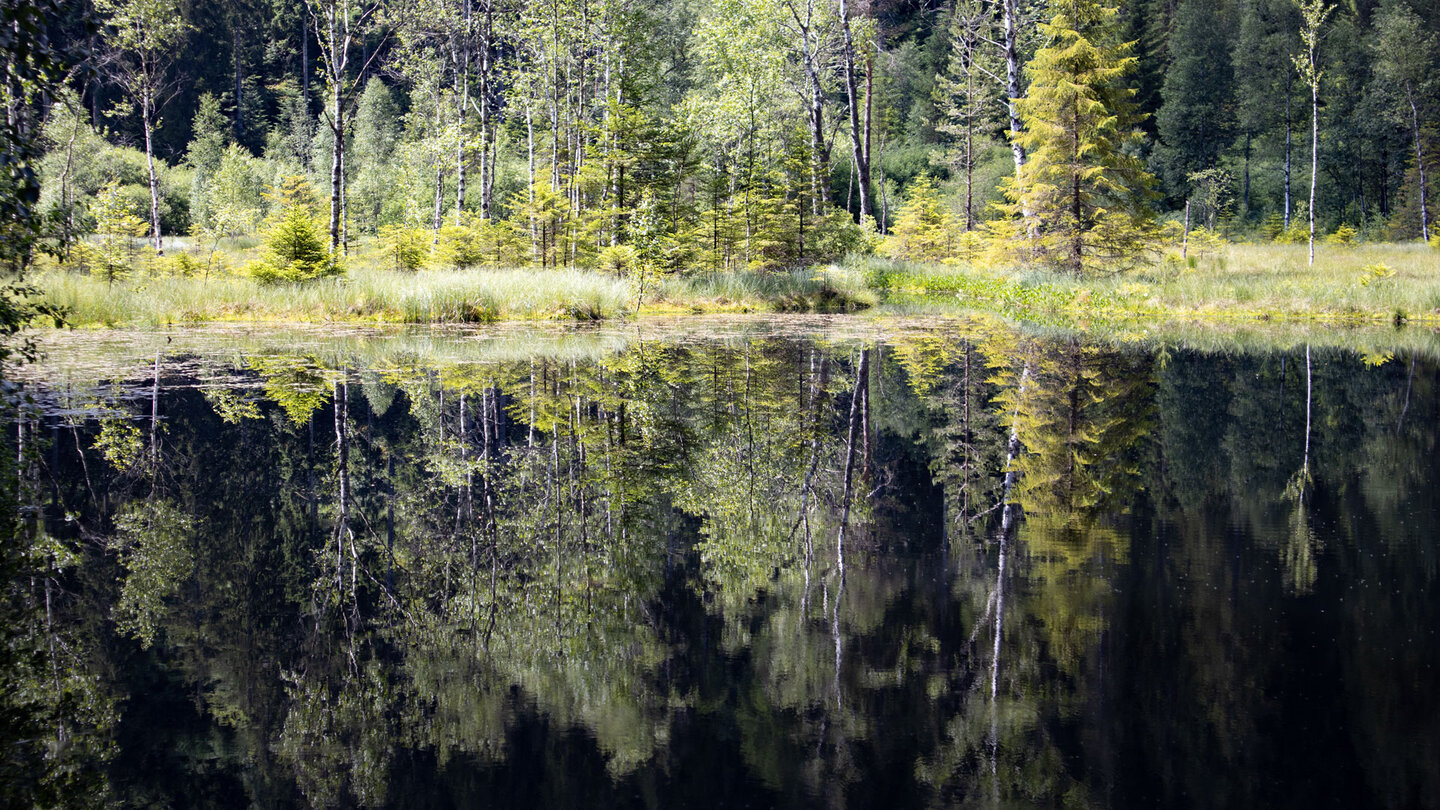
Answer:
[
  {"left": 96, "top": 0, "right": 189, "bottom": 254},
  {"left": 1292, "top": 0, "right": 1331, "bottom": 266},
  {"left": 1372, "top": 2, "right": 1435, "bottom": 243},
  {"left": 308, "top": 0, "right": 390, "bottom": 252},
  {"left": 838, "top": 0, "right": 873, "bottom": 221}
]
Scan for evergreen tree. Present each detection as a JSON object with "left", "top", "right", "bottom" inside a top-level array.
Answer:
[
  {"left": 187, "top": 93, "right": 229, "bottom": 229},
  {"left": 1154, "top": 0, "right": 1235, "bottom": 200},
  {"left": 934, "top": 0, "right": 1005, "bottom": 230},
  {"left": 883, "top": 173, "right": 954, "bottom": 261},
  {"left": 1003, "top": 0, "right": 1158, "bottom": 276}
]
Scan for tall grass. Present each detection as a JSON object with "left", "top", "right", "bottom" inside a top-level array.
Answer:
[
  {"left": 653, "top": 265, "right": 877, "bottom": 312},
  {"left": 865, "top": 241, "right": 1440, "bottom": 325},
  {"left": 37, "top": 266, "right": 635, "bottom": 327}
]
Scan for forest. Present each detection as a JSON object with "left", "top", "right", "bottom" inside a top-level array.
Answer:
[{"left": 25, "top": 0, "right": 1440, "bottom": 290}]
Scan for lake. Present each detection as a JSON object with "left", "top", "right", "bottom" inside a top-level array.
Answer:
[{"left": 5, "top": 318, "right": 1439, "bottom": 808}]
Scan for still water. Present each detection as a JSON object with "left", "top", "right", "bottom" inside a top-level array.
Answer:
[{"left": 6, "top": 320, "right": 1439, "bottom": 808}]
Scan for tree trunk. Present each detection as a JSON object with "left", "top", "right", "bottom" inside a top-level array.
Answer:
[
  {"left": 840, "top": 0, "right": 873, "bottom": 220},
  {"left": 329, "top": 78, "right": 343, "bottom": 250},
  {"left": 1410, "top": 92, "right": 1430, "bottom": 243},
  {"left": 1001, "top": 0, "right": 1027, "bottom": 179},
  {"left": 142, "top": 90, "right": 163, "bottom": 254},
  {"left": 456, "top": 0, "right": 471, "bottom": 223},
  {"left": 1308, "top": 72, "right": 1317, "bottom": 266}
]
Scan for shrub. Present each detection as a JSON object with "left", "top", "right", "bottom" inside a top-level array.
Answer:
[
  {"left": 1325, "top": 224, "right": 1358, "bottom": 245},
  {"left": 248, "top": 205, "right": 341, "bottom": 283},
  {"left": 597, "top": 244, "right": 638, "bottom": 274},
  {"left": 436, "top": 223, "right": 485, "bottom": 270},
  {"left": 91, "top": 179, "right": 149, "bottom": 283},
  {"left": 379, "top": 224, "right": 429, "bottom": 272}
]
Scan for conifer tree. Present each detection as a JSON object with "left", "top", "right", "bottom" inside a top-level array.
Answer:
[
  {"left": 1002, "top": 0, "right": 1157, "bottom": 276},
  {"left": 935, "top": 0, "right": 1004, "bottom": 230},
  {"left": 1154, "top": 0, "right": 1235, "bottom": 201}
]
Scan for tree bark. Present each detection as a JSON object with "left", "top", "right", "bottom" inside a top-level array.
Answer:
[
  {"left": 1409, "top": 92, "right": 1430, "bottom": 243},
  {"left": 1308, "top": 66, "right": 1318, "bottom": 266},
  {"left": 1001, "top": 0, "right": 1027, "bottom": 179},
  {"left": 839, "top": 0, "right": 873, "bottom": 220},
  {"left": 142, "top": 88, "right": 162, "bottom": 253}
]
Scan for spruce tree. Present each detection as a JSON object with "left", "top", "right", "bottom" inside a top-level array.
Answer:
[
  {"left": 1154, "top": 0, "right": 1235, "bottom": 200},
  {"left": 1003, "top": 0, "right": 1157, "bottom": 276}
]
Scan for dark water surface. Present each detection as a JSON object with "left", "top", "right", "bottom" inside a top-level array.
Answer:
[{"left": 7, "top": 321, "right": 1440, "bottom": 808}]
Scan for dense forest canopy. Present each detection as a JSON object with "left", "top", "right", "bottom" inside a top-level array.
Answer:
[{"left": 27, "top": 0, "right": 1440, "bottom": 275}]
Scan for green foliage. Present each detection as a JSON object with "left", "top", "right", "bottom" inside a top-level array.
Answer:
[
  {"left": 1326, "top": 224, "right": 1358, "bottom": 245},
  {"left": 379, "top": 225, "right": 429, "bottom": 272},
  {"left": 1001, "top": 0, "right": 1158, "bottom": 276},
  {"left": 113, "top": 499, "right": 196, "bottom": 648},
  {"left": 437, "top": 223, "right": 485, "bottom": 270},
  {"left": 90, "top": 180, "right": 148, "bottom": 283},
  {"left": 881, "top": 174, "right": 955, "bottom": 262},
  {"left": 1154, "top": 0, "right": 1235, "bottom": 199},
  {"left": 249, "top": 205, "right": 341, "bottom": 284}
]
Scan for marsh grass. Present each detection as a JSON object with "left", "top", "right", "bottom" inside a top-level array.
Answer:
[
  {"left": 34, "top": 238, "right": 1437, "bottom": 329},
  {"left": 37, "top": 266, "right": 635, "bottom": 327},
  {"left": 868, "top": 241, "right": 1440, "bottom": 325},
  {"left": 652, "top": 266, "right": 877, "bottom": 312}
]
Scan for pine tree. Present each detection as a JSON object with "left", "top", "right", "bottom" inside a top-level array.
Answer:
[
  {"left": 1002, "top": 0, "right": 1158, "bottom": 276},
  {"left": 883, "top": 174, "right": 954, "bottom": 261}
]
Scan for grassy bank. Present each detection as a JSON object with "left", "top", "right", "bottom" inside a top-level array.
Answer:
[
  {"left": 31, "top": 240, "right": 1437, "bottom": 329},
  {"left": 34, "top": 260, "right": 876, "bottom": 327},
  {"left": 871, "top": 242, "right": 1440, "bottom": 326}
]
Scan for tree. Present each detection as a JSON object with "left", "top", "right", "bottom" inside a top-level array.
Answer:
[
  {"left": 350, "top": 77, "right": 400, "bottom": 234},
  {"left": 1154, "top": 0, "right": 1235, "bottom": 201},
  {"left": 186, "top": 92, "right": 228, "bottom": 229},
  {"left": 934, "top": 0, "right": 1004, "bottom": 230},
  {"left": 92, "top": 179, "right": 149, "bottom": 282},
  {"left": 882, "top": 174, "right": 954, "bottom": 260},
  {"left": 95, "top": 0, "right": 190, "bottom": 254},
  {"left": 1002, "top": 0, "right": 1157, "bottom": 276},
  {"left": 308, "top": 0, "right": 389, "bottom": 252},
  {"left": 838, "top": 0, "right": 874, "bottom": 221},
  {"left": 250, "top": 202, "right": 342, "bottom": 282},
  {"left": 1372, "top": 1, "right": 1435, "bottom": 243},
  {"left": 1292, "top": 0, "right": 1331, "bottom": 266}
]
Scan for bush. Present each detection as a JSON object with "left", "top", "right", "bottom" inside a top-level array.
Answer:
[
  {"left": 436, "top": 223, "right": 485, "bottom": 270},
  {"left": 1325, "top": 224, "right": 1359, "bottom": 245},
  {"left": 597, "top": 244, "right": 638, "bottom": 274},
  {"left": 248, "top": 205, "right": 341, "bottom": 283},
  {"left": 379, "top": 225, "right": 429, "bottom": 272}
]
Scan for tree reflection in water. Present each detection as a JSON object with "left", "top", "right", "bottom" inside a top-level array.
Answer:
[{"left": 5, "top": 323, "right": 1440, "bottom": 808}]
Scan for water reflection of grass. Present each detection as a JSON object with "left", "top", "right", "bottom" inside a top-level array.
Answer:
[{"left": 23, "top": 312, "right": 1440, "bottom": 399}]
